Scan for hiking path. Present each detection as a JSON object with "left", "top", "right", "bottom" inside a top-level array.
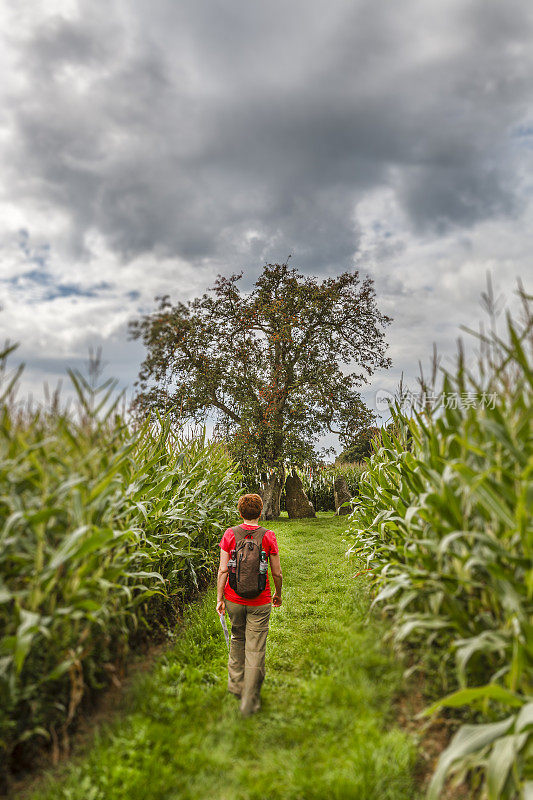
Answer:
[{"left": 26, "top": 513, "right": 418, "bottom": 800}]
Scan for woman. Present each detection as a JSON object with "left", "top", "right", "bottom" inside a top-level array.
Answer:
[{"left": 216, "top": 493, "right": 282, "bottom": 717}]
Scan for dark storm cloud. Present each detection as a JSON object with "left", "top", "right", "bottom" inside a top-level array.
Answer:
[{"left": 2, "top": 0, "right": 533, "bottom": 272}]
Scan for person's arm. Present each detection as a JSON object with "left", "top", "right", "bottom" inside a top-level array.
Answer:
[
  {"left": 269, "top": 553, "right": 283, "bottom": 607},
  {"left": 216, "top": 549, "right": 230, "bottom": 614}
]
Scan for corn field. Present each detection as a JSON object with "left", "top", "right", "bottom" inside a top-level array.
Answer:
[
  {"left": 238, "top": 462, "right": 363, "bottom": 512},
  {"left": 348, "top": 283, "right": 532, "bottom": 799},
  {"left": 290, "top": 463, "right": 364, "bottom": 511},
  {"left": 0, "top": 349, "right": 240, "bottom": 786}
]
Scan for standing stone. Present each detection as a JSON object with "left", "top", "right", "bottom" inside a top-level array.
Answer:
[
  {"left": 285, "top": 469, "right": 316, "bottom": 519},
  {"left": 334, "top": 476, "right": 353, "bottom": 515}
]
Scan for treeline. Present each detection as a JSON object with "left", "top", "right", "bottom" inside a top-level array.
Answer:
[
  {"left": 349, "top": 284, "right": 532, "bottom": 799},
  {"left": 0, "top": 351, "right": 239, "bottom": 790}
]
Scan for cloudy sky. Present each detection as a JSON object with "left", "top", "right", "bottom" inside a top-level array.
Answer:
[{"left": 0, "top": 0, "right": 532, "bottom": 448}]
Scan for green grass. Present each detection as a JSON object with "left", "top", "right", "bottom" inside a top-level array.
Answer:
[{"left": 26, "top": 513, "right": 418, "bottom": 800}]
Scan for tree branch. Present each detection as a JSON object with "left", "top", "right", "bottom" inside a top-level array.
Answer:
[{"left": 209, "top": 392, "right": 241, "bottom": 423}]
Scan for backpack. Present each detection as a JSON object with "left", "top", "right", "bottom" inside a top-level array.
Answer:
[{"left": 228, "top": 525, "right": 268, "bottom": 599}]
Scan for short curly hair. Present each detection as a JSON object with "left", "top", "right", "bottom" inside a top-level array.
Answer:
[{"left": 237, "top": 493, "right": 263, "bottom": 520}]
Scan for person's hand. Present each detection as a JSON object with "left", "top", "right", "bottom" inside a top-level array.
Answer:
[
  {"left": 272, "top": 594, "right": 282, "bottom": 607},
  {"left": 216, "top": 599, "right": 225, "bottom": 615}
]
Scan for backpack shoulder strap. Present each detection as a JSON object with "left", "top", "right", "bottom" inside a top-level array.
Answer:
[{"left": 232, "top": 524, "right": 247, "bottom": 544}]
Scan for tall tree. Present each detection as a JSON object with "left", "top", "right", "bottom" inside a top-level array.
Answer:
[{"left": 128, "top": 262, "right": 392, "bottom": 518}]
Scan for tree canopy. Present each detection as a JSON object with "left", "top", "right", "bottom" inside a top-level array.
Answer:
[
  {"left": 128, "top": 261, "right": 392, "bottom": 517},
  {"left": 336, "top": 426, "right": 382, "bottom": 464}
]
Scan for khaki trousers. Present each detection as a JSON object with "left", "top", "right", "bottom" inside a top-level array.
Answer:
[{"left": 225, "top": 599, "right": 271, "bottom": 716}]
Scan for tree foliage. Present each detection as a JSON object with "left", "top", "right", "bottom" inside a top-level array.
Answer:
[
  {"left": 337, "top": 426, "right": 382, "bottom": 463},
  {"left": 128, "top": 261, "right": 392, "bottom": 480}
]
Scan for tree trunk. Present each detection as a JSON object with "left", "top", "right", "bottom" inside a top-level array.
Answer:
[
  {"left": 285, "top": 469, "right": 316, "bottom": 519},
  {"left": 260, "top": 465, "right": 285, "bottom": 520}
]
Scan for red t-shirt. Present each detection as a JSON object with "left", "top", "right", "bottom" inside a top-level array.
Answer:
[{"left": 219, "top": 523, "right": 279, "bottom": 606}]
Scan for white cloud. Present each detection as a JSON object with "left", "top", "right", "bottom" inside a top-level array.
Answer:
[{"left": 0, "top": 0, "right": 532, "bottom": 454}]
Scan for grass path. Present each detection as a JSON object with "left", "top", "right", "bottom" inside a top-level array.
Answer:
[{"left": 27, "top": 513, "right": 418, "bottom": 800}]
